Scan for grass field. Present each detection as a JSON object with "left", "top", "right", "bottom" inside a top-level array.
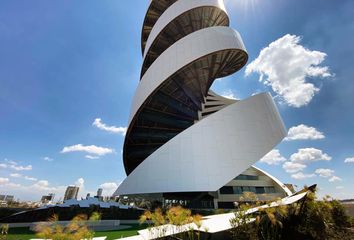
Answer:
[{"left": 4, "top": 224, "right": 148, "bottom": 240}]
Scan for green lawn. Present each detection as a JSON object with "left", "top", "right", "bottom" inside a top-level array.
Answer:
[{"left": 4, "top": 224, "right": 148, "bottom": 240}]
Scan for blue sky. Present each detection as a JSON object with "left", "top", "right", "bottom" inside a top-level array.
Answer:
[{"left": 0, "top": 0, "right": 353, "bottom": 201}]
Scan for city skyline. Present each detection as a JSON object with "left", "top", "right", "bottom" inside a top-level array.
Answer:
[{"left": 1, "top": 0, "right": 354, "bottom": 201}]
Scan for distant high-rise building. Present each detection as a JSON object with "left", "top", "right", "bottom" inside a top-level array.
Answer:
[
  {"left": 4, "top": 195, "right": 14, "bottom": 202},
  {"left": 63, "top": 186, "right": 79, "bottom": 201},
  {"left": 0, "top": 195, "right": 14, "bottom": 203},
  {"left": 41, "top": 193, "right": 55, "bottom": 203},
  {"left": 97, "top": 188, "right": 103, "bottom": 197}
]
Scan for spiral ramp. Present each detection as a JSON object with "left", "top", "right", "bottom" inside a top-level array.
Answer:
[{"left": 115, "top": 0, "right": 287, "bottom": 196}]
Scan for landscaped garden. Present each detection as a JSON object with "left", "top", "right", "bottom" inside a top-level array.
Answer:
[
  {"left": 2, "top": 224, "right": 147, "bottom": 240},
  {"left": 2, "top": 187, "right": 354, "bottom": 240}
]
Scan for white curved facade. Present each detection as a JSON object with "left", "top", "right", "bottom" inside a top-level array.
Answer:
[
  {"left": 131, "top": 26, "right": 246, "bottom": 123},
  {"left": 214, "top": 166, "right": 292, "bottom": 209},
  {"left": 115, "top": 0, "right": 287, "bottom": 197},
  {"left": 143, "top": 0, "right": 227, "bottom": 59}
]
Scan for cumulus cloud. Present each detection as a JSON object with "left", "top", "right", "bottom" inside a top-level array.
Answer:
[
  {"left": 291, "top": 172, "right": 315, "bottom": 180},
  {"left": 290, "top": 148, "right": 331, "bottom": 163},
  {"left": 285, "top": 124, "right": 325, "bottom": 141},
  {"left": 0, "top": 178, "right": 78, "bottom": 201},
  {"left": 10, "top": 164, "right": 32, "bottom": 171},
  {"left": 344, "top": 157, "right": 354, "bottom": 163},
  {"left": 2, "top": 160, "right": 32, "bottom": 171},
  {"left": 10, "top": 173, "right": 22, "bottom": 178},
  {"left": 85, "top": 155, "right": 100, "bottom": 160},
  {"left": 315, "top": 168, "right": 334, "bottom": 178},
  {"left": 33, "top": 180, "right": 50, "bottom": 188},
  {"left": 313, "top": 168, "right": 342, "bottom": 182},
  {"left": 93, "top": 118, "right": 127, "bottom": 136},
  {"left": 24, "top": 176, "right": 37, "bottom": 181},
  {"left": 283, "top": 162, "right": 306, "bottom": 173},
  {"left": 61, "top": 144, "right": 114, "bottom": 157},
  {"left": 75, "top": 178, "right": 85, "bottom": 188},
  {"left": 329, "top": 176, "right": 342, "bottom": 182},
  {"left": 221, "top": 90, "right": 238, "bottom": 100},
  {"left": 99, "top": 182, "right": 120, "bottom": 196},
  {"left": 10, "top": 173, "right": 37, "bottom": 181},
  {"left": 43, "top": 157, "right": 54, "bottom": 162},
  {"left": 0, "top": 178, "right": 10, "bottom": 184},
  {"left": 260, "top": 149, "right": 286, "bottom": 165},
  {"left": 245, "top": 34, "right": 332, "bottom": 107}
]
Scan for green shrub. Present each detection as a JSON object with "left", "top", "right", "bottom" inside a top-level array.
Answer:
[
  {"left": 330, "top": 200, "right": 351, "bottom": 228},
  {"left": 229, "top": 205, "right": 257, "bottom": 240},
  {"left": 34, "top": 212, "right": 101, "bottom": 240}
]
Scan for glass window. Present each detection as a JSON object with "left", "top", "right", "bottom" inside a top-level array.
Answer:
[
  {"left": 233, "top": 186, "right": 243, "bottom": 194},
  {"left": 220, "top": 186, "right": 234, "bottom": 194},
  {"left": 218, "top": 202, "right": 235, "bottom": 209},
  {"left": 265, "top": 187, "right": 276, "bottom": 193},
  {"left": 234, "top": 174, "right": 259, "bottom": 180},
  {"left": 241, "top": 186, "right": 256, "bottom": 193},
  {"left": 255, "top": 187, "right": 265, "bottom": 194}
]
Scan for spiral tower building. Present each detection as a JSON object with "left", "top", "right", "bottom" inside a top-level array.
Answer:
[{"left": 114, "top": 0, "right": 287, "bottom": 201}]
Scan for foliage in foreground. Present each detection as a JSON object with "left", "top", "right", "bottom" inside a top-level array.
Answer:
[
  {"left": 34, "top": 211, "right": 101, "bottom": 240},
  {"left": 139, "top": 206, "right": 206, "bottom": 239},
  {"left": 0, "top": 224, "right": 9, "bottom": 240},
  {"left": 229, "top": 189, "right": 353, "bottom": 240}
]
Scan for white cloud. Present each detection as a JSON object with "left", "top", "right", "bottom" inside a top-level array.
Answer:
[
  {"left": 0, "top": 179, "right": 67, "bottom": 202},
  {"left": 315, "top": 168, "right": 334, "bottom": 178},
  {"left": 221, "top": 90, "right": 238, "bottom": 100},
  {"left": 336, "top": 186, "right": 344, "bottom": 189},
  {"left": 329, "top": 176, "right": 342, "bottom": 182},
  {"left": 245, "top": 34, "right": 332, "bottom": 107},
  {"left": 5, "top": 182, "right": 21, "bottom": 188},
  {"left": 291, "top": 172, "right": 315, "bottom": 180},
  {"left": 43, "top": 157, "right": 54, "bottom": 162},
  {"left": 30, "top": 180, "right": 67, "bottom": 196},
  {"left": 344, "top": 157, "right": 354, "bottom": 163},
  {"left": 75, "top": 178, "right": 85, "bottom": 188},
  {"left": 85, "top": 155, "right": 99, "bottom": 160},
  {"left": 11, "top": 164, "right": 30, "bottom": 171},
  {"left": 10, "top": 164, "right": 32, "bottom": 171},
  {"left": 0, "top": 178, "right": 10, "bottom": 184},
  {"left": 93, "top": 118, "right": 127, "bottom": 136},
  {"left": 285, "top": 124, "right": 325, "bottom": 141},
  {"left": 10, "top": 173, "right": 22, "bottom": 178},
  {"left": 24, "top": 176, "right": 37, "bottom": 181},
  {"left": 260, "top": 149, "right": 286, "bottom": 165},
  {"left": 290, "top": 148, "right": 331, "bottom": 163},
  {"left": 61, "top": 144, "right": 114, "bottom": 156},
  {"left": 4, "top": 160, "right": 32, "bottom": 171},
  {"left": 33, "top": 180, "right": 49, "bottom": 188},
  {"left": 283, "top": 162, "right": 306, "bottom": 173},
  {"left": 5, "top": 159, "right": 17, "bottom": 165},
  {"left": 9, "top": 173, "right": 37, "bottom": 181},
  {"left": 99, "top": 182, "right": 120, "bottom": 196}
]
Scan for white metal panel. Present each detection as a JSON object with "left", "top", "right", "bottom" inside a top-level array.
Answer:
[
  {"left": 116, "top": 93, "right": 286, "bottom": 195},
  {"left": 143, "top": 0, "right": 228, "bottom": 58},
  {"left": 129, "top": 26, "right": 246, "bottom": 123}
]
